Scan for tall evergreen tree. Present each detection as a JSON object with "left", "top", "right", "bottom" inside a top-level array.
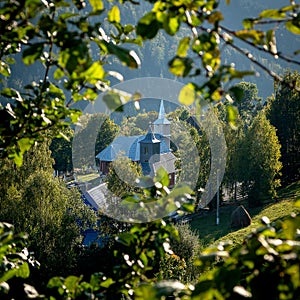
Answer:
[
  {"left": 222, "top": 113, "right": 245, "bottom": 202},
  {"left": 267, "top": 70, "right": 300, "bottom": 184},
  {"left": 241, "top": 112, "right": 282, "bottom": 207},
  {"left": 50, "top": 128, "right": 74, "bottom": 173}
]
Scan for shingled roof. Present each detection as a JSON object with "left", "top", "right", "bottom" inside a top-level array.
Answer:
[
  {"left": 83, "top": 183, "right": 108, "bottom": 210},
  {"left": 96, "top": 136, "right": 142, "bottom": 162},
  {"left": 96, "top": 134, "right": 170, "bottom": 162},
  {"left": 153, "top": 152, "right": 177, "bottom": 174}
]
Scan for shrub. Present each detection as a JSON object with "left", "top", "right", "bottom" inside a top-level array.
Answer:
[
  {"left": 172, "top": 223, "right": 202, "bottom": 260},
  {"left": 157, "top": 253, "right": 187, "bottom": 281},
  {"left": 158, "top": 222, "right": 202, "bottom": 282}
]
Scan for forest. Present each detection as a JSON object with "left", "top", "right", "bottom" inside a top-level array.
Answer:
[{"left": 0, "top": 0, "right": 300, "bottom": 299}]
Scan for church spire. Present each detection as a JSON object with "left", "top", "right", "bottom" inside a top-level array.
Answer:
[
  {"left": 158, "top": 99, "right": 166, "bottom": 119},
  {"left": 154, "top": 100, "right": 170, "bottom": 125},
  {"left": 153, "top": 100, "right": 171, "bottom": 149}
]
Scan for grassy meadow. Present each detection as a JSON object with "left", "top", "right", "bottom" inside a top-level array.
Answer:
[{"left": 190, "top": 181, "right": 300, "bottom": 248}]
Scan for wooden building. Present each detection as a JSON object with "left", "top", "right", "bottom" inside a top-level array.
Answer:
[{"left": 96, "top": 100, "right": 177, "bottom": 186}]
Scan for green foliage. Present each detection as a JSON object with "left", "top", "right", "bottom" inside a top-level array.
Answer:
[
  {"left": 106, "top": 156, "right": 142, "bottom": 197},
  {"left": 167, "top": 110, "right": 211, "bottom": 206},
  {"left": 135, "top": 208, "right": 300, "bottom": 300},
  {"left": 172, "top": 223, "right": 202, "bottom": 261},
  {"left": 1, "top": 165, "right": 300, "bottom": 299},
  {"left": 0, "top": 0, "right": 140, "bottom": 164},
  {"left": 267, "top": 70, "right": 300, "bottom": 184},
  {"left": 54, "top": 208, "right": 300, "bottom": 299},
  {"left": 50, "top": 128, "right": 74, "bottom": 172},
  {"left": 217, "top": 92, "right": 281, "bottom": 207},
  {"left": 0, "top": 222, "right": 38, "bottom": 298},
  {"left": 135, "top": 0, "right": 300, "bottom": 106},
  {"left": 1, "top": 0, "right": 300, "bottom": 165},
  {"left": 105, "top": 166, "right": 195, "bottom": 223},
  {"left": 1, "top": 1, "right": 300, "bottom": 299},
  {"left": 242, "top": 111, "right": 282, "bottom": 206},
  {"left": 158, "top": 223, "right": 201, "bottom": 283},
  {"left": 72, "top": 113, "right": 119, "bottom": 169},
  {"left": 157, "top": 253, "right": 187, "bottom": 282},
  {"left": 229, "top": 81, "right": 263, "bottom": 126},
  {"left": 221, "top": 111, "right": 245, "bottom": 200},
  {"left": 95, "top": 117, "right": 120, "bottom": 155},
  {"left": 192, "top": 213, "right": 300, "bottom": 300},
  {"left": 120, "top": 111, "right": 158, "bottom": 136},
  {"left": 44, "top": 220, "right": 181, "bottom": 299},
  {"left": 0, "top": 141, "right": 97, "bottom": 281}
]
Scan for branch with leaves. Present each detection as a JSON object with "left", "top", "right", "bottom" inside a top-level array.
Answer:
[
  {"left": 0, "top": 0, "right": 140, "bottom": 165},
  {"left": 1, "top": 0, "right": 300, "bottom": 164},
  {"left": 136, "top": 0, "right": 300, "bottom": 109}
]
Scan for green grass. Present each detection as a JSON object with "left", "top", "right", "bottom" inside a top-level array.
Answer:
[
  {"left": 190, "top": 181, "right": 300, "bottom": 248},
  {"left": 76, "top": 172, "right": 100, "bottom": 183}
]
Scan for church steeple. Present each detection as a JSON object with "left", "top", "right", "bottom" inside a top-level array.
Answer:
[
  {"left": 158, "top": 99, "right": 166, "bottom": 119},
  {"left": 139, "top": 127, "right": 160, "bottom": 175},
  {"left": 153, "top": 100, "right": 171, "bottom": 149}
]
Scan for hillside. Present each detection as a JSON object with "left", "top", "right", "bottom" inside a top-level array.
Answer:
[{"left": 190, "top": 181, "right": 300, "bottom": 248}]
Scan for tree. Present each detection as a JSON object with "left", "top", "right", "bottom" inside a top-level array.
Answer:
[
  {"left": 72, "top": 113, "right": 119, "bottom": 170},
  {"left": 50, "top": 128, "right": 74, "bottom": 173},
  {"left": 230, "top": 81, "right": 263, "bottom": 126},
  {"left": 1, "top": 1, "right": 300, "bottom": 299},
  {"left": 164, "top": 110, "right": 209, "bottom": 208},
  {"left": 135, "top": 1, "right": 300, "bottom": 107},
  {"left": 0, "top": 222, "right": 39, "bottom": 299},
  {"left": 0, "top": 140, "right": 97, "bottom": 283},
  {"left": 241, "top": 111, "right": 282, "bottom": 207},
  {"left": 1, "top": 0, "right": 300, "bottom": 166},
  {"left": 96, "top": 156, "right": 143, "bottom": 238},
  {"left": 96, "top": 117, "right": 120, "bottom": 155},
  {"left": 221, "top": 110, "right": 245, "bottom": 202},
  {"left": 0, "top": 0, "right": 140, "bottom": 165},
  {"left": 31, "top": 187, "right": 300, "bottom": 300},
  {"left": 267, "top": 70, "right": 300, "bottom": 184},
  {"left": 120, "top": 111, "right": 158, "bottom": 136},
  {"left": 106, "top": 156, "right": 142, "bottom": 197}
]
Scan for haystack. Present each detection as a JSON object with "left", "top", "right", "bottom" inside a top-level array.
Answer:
[{"left": 230, "top": 205, "right": 252, "bottom": 228}]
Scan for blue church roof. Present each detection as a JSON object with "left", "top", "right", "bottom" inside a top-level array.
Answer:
[
  {"left": 96, "top": 135, "right": 142, "bottom": 161},
  {"left": 96, "top": 134, "right": 170, "bottom": 162}
]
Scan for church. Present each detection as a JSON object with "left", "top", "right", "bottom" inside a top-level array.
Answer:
[{"left": 96, "top": 100, "right": 177, "bottom": 186}]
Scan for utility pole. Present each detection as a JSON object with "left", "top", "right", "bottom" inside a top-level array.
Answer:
[{"left": 216, "top": 169, "right": 220, "bottom": 225}]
